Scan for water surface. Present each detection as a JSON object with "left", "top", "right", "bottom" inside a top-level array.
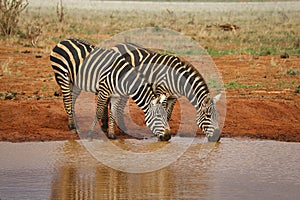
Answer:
[{"left": 0, "top": 138, "right": 299, "bottom": 200}]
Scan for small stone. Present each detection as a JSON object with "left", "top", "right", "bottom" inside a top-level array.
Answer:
[
  {"left": 54, "top": 91, "right": 60, "bottom": 97},
  {"left": 280, "top": 53, "right": 289, "bottom": 59}
]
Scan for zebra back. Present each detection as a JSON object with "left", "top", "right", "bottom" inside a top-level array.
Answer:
[
  {"left": 76, "top": 47, "right": 155, "bottom": 107},
  {"left": 50, "top": 38, "right": 95, "bottom": 85},
  {"left": 112, "top": 43, "right": 210, "bottom": 110}
]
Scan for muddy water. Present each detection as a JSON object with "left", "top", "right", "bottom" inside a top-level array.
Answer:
[{"left": 0, "top": 138, "right": 299, "bottom": 200}]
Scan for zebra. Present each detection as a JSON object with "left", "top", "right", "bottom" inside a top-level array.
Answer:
[
  {"left": 50, "top": 39, "right": 170, "bottom": 140},
  {"left": 75, "top": 46, "right": 170, "bottom": 140},
  {"left": 49, "top": 38, "right": 125, "bottom": 136},
  {"left": 108, "top": 42, "right": 221, "bottom": 142},
  {"left": 50, "top": 38, "right": 95, "bottom": 133},
  {"left": 50, "top": 38, "right": 126, "bottom": 135}
]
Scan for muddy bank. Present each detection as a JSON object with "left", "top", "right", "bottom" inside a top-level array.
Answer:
[
  {"left": 0, "top": 96, "right": 299, "bottom": 142},
  {"left": 0, "top": 42, "right": 299, "bottom": 142}
]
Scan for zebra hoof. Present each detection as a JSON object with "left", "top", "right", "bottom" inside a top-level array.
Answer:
[
  {"left": 68, "top": 125, "right": 78, "bottom": 134},
  {"left": 158, "top": 133, "right": 171, "bottom": 141},
  {"left": 70, "top": 129, "right": 78, "bottom": 134},
  {"left": 107, "top": 133, "right": 117, "bottom": 140},
  {"left": 101, "top": 125, "right": 108, "bottom": 133}
]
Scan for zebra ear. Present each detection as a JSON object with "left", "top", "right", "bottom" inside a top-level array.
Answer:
[
  {"left": 213, "top": 93, "right": 221, "bottom": 103},
  {"left": 158, "top": 94, "right": 167, "bottom": 104},
  {"left": 152, "top": 94, "right": 168, "bottom": 105},
  {"left": 202, "top": 96, "right": 210, "bottom": 106},
  {"left": 151, "top": 97, "right": 159, "bottom": 105}
]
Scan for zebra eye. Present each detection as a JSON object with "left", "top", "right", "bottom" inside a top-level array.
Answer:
[{"left": 206, "top": 114, "right": 212, "bottom": 119}]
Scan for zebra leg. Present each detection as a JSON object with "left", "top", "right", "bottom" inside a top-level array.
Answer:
[
  {"left": 61, "top": 86, "right": 77, "bottom": 134},
  {"left": 116, "top": 96, "right": 128, "bottom": 133},
  {"left": 71, "top": 86, "right": 81, "bottom": 131},
  {"left": 107, "top": 96, "right": 120, "bottom": 139},
  {"left": 100, "top": 98, "right": 110, "bottom": 133},
  {"left": 166, "top": 97, "right": 177, "bottom": 121},
  {"left": 88, "top": 93, "right": 110, "bottom": 139}
]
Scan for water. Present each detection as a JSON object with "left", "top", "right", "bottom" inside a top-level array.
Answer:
[{"left": 0, "top": 138, "right": 299, "bottom": 200}]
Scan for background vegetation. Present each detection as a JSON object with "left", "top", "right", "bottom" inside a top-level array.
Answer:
[
  {"left": 3, "top": 0, "right": 297, "bottom": 57},
  {"left": 0, "top": 0, "right": 28, "bottom": 36},
  {"left": 0, "top": 0, "right": 299, "bottom": 99}
]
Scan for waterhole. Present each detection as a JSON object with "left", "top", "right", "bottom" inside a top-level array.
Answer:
[{"left": 0, "top": 138, "right": 299, "bottom": 200}]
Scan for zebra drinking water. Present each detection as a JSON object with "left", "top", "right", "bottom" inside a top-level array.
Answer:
[
  {"left": 109, "top": 43, "right": 221, "bottom": 142},
  {"left": 50, "top": 39, "right": 170, "bottom": 140}
]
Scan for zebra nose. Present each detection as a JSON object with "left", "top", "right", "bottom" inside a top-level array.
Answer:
[
  {"left": 165, "top": 127, "right": 171, "bottom": 135},
  {"left": 165, "top": 127, "right": 170, "bottom": 134},
  {"left": 207, "top": 129, "right": 221, "bottom": 142},
  {"left": 158, "top": 129, "right": 171, "bottom": 141}
]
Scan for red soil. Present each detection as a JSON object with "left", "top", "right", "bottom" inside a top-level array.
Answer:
[{"left": 0, "top": 41, "right": 299, "bottom": 142}]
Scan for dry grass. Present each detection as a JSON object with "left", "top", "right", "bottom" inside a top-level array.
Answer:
[
  {"left": 0, "top": 57, "right": 13, "bottom": 76},
  {"left": 0, "top": 0, "right": 29, "bottom": 36},
  {"left": 12, "top": 1, "right": 299, "bottom": 57},
  {"left": 0, "top": 1, "right": 299, "bottom": 98}
]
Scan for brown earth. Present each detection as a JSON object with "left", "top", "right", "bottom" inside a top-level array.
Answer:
[{"left": 0, "top": 41, "right": 299, "bottom": 143}]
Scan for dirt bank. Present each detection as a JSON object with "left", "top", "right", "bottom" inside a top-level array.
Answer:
[
  {"left": 0, "top": 96, "right": 299, "bottom": 143},
  {"left": 0, "top": 42, "right": 299, "bottom": 142}
]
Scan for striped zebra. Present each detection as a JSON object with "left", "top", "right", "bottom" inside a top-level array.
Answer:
[
  {"left": 50, "top": 39, "right": 170, "bottom": 140},
  {"left": 109, "top": 43, "right": 221, "bottom": 142},
  {"left": 50, "top": 38, "right": 126, "bottom": 134},
  {"left": 50, "top": 38, "right": 95, "bottom": 133},
  {"left": 75, "top": 47, "right": 170, "bottom": 140}
]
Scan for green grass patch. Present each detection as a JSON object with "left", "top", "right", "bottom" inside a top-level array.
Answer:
[
  {"left": 226, "top": 81, "right": 262, "bottom": 89},
  {"left": 41, "top": 85, "right": 47, "bottom": 91},
  {"left": 295, "top": 86, "right": 300, "bottom": 94},
  {"left": 241, "top": 47, "right": 275, "bottom": 56},
  {"left": 286, "top": 69, "right": 300, "bottom": 76}
]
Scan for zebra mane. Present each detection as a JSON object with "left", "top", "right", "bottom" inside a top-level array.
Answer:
[
  {"left": 177, "top": 56, "right": 211, "bottom": 102},
  {"left": 67, "top": 37, "right": 95, "bottom": 48},
  {"left": 177, "top": 56, "right": 206, "bottom": 83},
  {"left": 120, "top": 42, "right": 170, "bottom": 56},
  {"left": 92, "top": 46, "right": 104, "bottom": 51},
  {"left": 126, "top": 42, "right": 144, "bottom": 49}
]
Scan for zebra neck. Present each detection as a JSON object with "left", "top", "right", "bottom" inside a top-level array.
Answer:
[
  {"left": 181, "top": 78, "right": 210, "bottom": 111},
  {"left": 129, "top": 83, "right": 154, "bottom": 114}
]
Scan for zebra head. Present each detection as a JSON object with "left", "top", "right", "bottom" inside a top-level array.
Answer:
[
  {"left": 145, "top": 94, "right": 171, "bottom": 141},
  {"left": 197, "top": 94, "right": 221, "bottom": 142}
]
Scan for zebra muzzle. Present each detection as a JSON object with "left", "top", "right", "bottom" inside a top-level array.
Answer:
[
  {"left": 158, "top": 128, "right": 171, "bottom": 141},
  {"left": 207, "top": 128, "right": 221, "bottom": 142}
]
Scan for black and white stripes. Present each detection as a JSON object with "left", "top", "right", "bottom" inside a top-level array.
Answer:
[
  {"left": 76, "top": 46, "right": 170, "bottom": 140},
  {"left": 50, "top": 38, "right": 94, "bottom": 131},
  {"left": 112, "top": 43, "right": 221, "bottom": 141},
  {"left": 50, "top": 39, "right": 170, "bottom": 140},
  {"left": 50, "top": 39, "right": 221, "bottom": 142}
]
